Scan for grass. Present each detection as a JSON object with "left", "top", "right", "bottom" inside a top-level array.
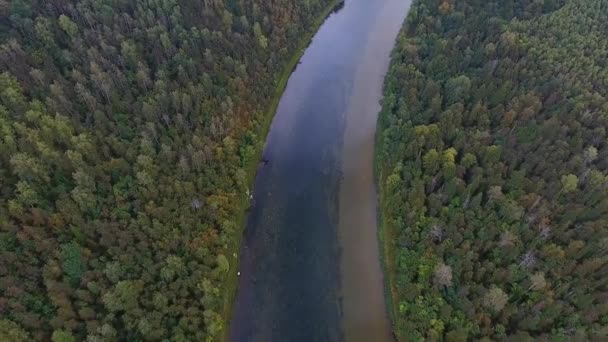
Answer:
[
  {"left": 220, "top": 1, "right": 345, "bottom": 340},
  {"left": 376, "top": 179, "right": 400, "bottom": 340},
  {"left": 374, "top": 125, "right": 400, "bottom": 340}
]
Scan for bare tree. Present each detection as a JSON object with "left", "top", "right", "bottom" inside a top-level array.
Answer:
[
  {"left": 529, "top": 272, "right": 547, "bottom": 291},
  {"left": 191, "top": 199, "right": 202, "bottom": 210},
  {"left": 433, "top": 263, "right": 453, "bottom": 287},
  {"left": 429, "top": 224, "right": 444, "bottom": 243},
  {"left": 520, "top": 251, "right": 537, "bottom": 268},
  {"left": 499, "top": 231, "right": 517, "bottom": 247}
]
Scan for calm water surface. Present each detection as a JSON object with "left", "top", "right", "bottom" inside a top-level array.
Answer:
[{"left": 230, "top": 0, "right": 410, "bottom": 341}]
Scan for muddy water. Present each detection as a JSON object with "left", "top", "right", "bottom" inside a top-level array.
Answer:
[
  {"left": 337, "top": 0, "right": 411, "bottom": 340},
  {"left": 230, "top": 0, "right": 410, "bottom": 341}
]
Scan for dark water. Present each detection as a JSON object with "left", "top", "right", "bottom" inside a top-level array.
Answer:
[{"left": 230, "top": 0, "right": 410, "bottom": 341}]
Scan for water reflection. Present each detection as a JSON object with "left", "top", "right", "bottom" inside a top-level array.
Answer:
[{"left": 230, "top": 0, "right": 410, "bottom": 341}]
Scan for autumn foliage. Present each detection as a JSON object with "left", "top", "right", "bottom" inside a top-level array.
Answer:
[{"left": 0, "top": 0, "right": 332, "bottom": 340}]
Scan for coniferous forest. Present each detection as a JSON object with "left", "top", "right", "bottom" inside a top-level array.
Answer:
[
  {"left": 0, "top": 0, "right": 333, "bottom": 340},
  {"left": 377, "top": 0, "right": 608, "bottom": 340}
]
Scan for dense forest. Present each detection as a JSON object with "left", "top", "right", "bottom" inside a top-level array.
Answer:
[
  {"left": 377, "top": 0, "right": 608, "bottom": 340},
  {"left": 0, "top": 0, "right": 334, "bottom": 340}
]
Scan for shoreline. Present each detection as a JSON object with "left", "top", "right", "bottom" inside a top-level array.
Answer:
[
  {"left": 220, "top": 1, "right": 345, "bottom": 340},
  {"left": 337, "top": 0, "right": 410, "bottom": 339}
]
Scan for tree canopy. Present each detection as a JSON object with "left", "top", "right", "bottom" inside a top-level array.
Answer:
[
  {"left": 377, "top": 0, "right": 608, "bottom": 339},
  {"left": 0, "top": 0, "right": 333, "bottom": 340}
]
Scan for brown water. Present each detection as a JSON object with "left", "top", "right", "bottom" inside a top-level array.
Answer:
[
  {"left": 230, "top": 0, "right": 410, "bottom": 341},
  {"left": 337, "top": 1, "right": 411, "bottom": 340}
]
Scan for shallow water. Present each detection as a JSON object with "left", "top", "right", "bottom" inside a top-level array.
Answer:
[{"left": 230, "top": 0, "right": 410, "bottom": 341}]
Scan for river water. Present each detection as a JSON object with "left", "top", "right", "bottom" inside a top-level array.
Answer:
[{"left": 230, "top": 0, "right": 410, "bottom": 341}]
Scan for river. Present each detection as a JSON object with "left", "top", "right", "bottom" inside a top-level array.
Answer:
[{"left": 229, "top": 0, "right": 410, "bottom": 341}]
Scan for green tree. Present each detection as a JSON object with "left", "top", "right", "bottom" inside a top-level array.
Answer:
[
  {"left": 58, "top": 15, "right": 77, "bottom": 38},
  {"left": 103, "top": 280, "right": 143, "bottom": 313},
  {"left": 51, "top": 330, "right": 76, "bottom": 342},
  {"left": 60, "top": 242, "right": 85, "bottom": 287},
  {"left": 561, "top": 174, "right": 578, "bottom": 193},
  {"left": 0, "top": 320, "right": 30, "bottom": 342}
]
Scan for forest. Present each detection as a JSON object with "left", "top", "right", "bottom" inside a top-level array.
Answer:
[
  {"left": 377, "top": 0, "right": 608, "bottom": 340},
  {"left": 0, "top": 0, "right": 334, "bottom": 340}
]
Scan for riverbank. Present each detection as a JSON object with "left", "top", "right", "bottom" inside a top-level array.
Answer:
[
  {"left": 374, "top": 50, "right": 400, "bottom": 339},
  {"left": 376, "top": 171, "right": 400, "bottom": 339},
  {"left": 220, "top": 1, "right": 345, "bottom": 339},
  {"left": 375, "top": 54, "right": 404, "bottom": 342}
]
